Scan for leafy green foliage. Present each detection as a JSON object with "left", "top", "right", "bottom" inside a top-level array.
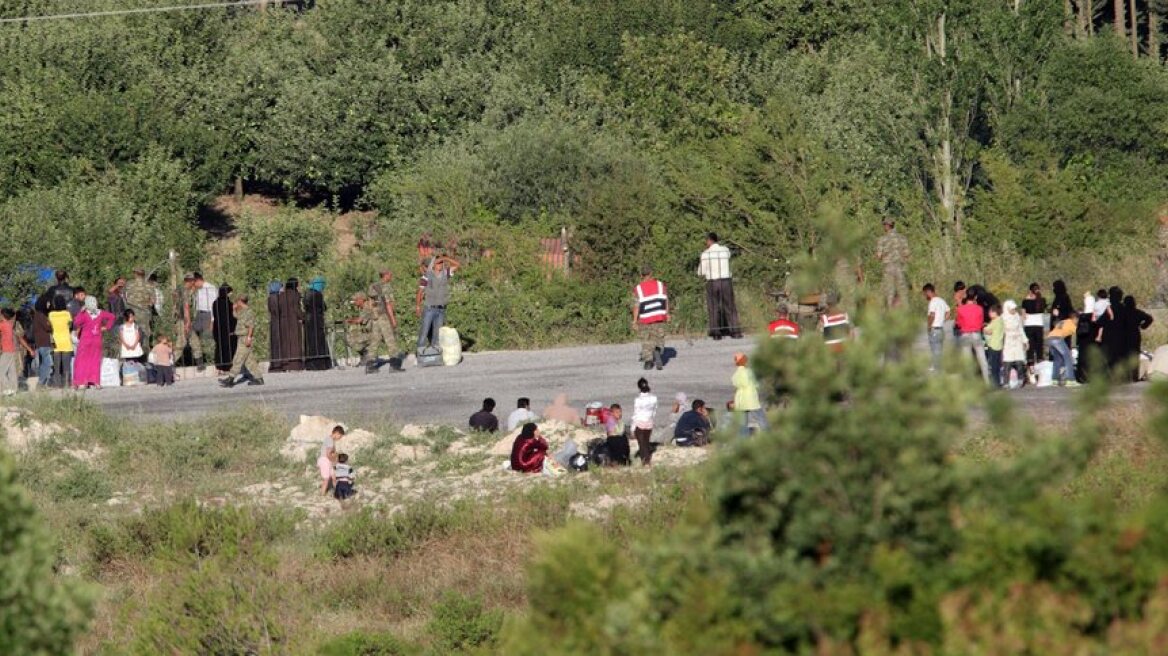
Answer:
[
  {"left": 236, "top": 209, "right": 335, "bottom": 291},
  {"left": 425, "top": 592, "right": 503, "bottom": 653},
  {"left": 0, "top": 446, "right": 92, "bottom": 653}
]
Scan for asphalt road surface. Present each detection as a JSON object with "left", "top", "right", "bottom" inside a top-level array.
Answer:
[{"left": 80, "top": 337, "right": 1150, "bottom": 427}]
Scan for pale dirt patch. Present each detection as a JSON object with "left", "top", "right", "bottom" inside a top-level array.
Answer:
[{"left": 1, "top": 407, "right": 70, "bottom": 452}]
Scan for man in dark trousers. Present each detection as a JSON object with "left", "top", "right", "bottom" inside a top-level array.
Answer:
[{"left": 698, "top": 232, "right": 742, "bottom": 339}]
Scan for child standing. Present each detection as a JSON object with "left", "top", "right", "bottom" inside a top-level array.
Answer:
[
  {"left": 333, "top": 453, "right": 356, "bottom": 500},
  {"left": 47, "top": 298, "right": 73, "bottom": 388},
  {"left": 319, "top": 425, "right": 345, "bottom": 496},
  {"left": 0, "top": 308, "right": 34, "bottom": 396},
  {"left": 1001, "top": 300, "right": 1029, "bottom": 388},
  {"left": 151, "top": 336, "right": 175, "bottom": 386},
  {"left": 984, "top": 305, "right": 1005, "bottom": 388},
  {"left": 119, "top": 309, "right": 145, "bottom": 364}
]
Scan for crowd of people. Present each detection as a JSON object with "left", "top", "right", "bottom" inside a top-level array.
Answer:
[
  {"left": 927, "top": 280, "right": 1154, "bottom": 387},
  {"left": 0, "top": 251, "right": 469, "bottom": 394}
]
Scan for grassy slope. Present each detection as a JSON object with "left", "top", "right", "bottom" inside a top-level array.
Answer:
[{"left": 1, "top": 394, "right": 1165, "bottom": 653}]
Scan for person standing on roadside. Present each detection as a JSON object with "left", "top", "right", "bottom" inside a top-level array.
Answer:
[
  {"left": 956, "top": 294, "right": 990, "bottom": 384},
  {"left": 698, "top": 232, "right": 742, "bottom": 340},
  {"left": 875, "top": 219, "right": 910, "bottom": 308},
  {"left": 174, "top": 273, "right": 198, "bottom": 368},
  {"left": 367, "top": 270, "right": 404, "bottom": 370},
  {"left": 67, "top": 287, "right": 86, "bottom": 319},
  {"left": 31, "top": 303, "right": 53, "bottom": 387},
  {"left": 189, "top": 273, "right": 217, "bottom": 372},
  {"left": 1021, "top": 283, "right": 1047, "bottom": 366},
  {"left": 631, "top": 377, "right": 658, "bottom": 466},
  {"left": 124, "top": 268, "right": 156, "bottom": 345},
  {"left": 416, "top": 255, "right": 460, "bottom": 351},
  {"left": 632, "top": 265, "right": 669, "bottom": 371},
  {"left": 730, "top": 352, "right": 768, "bottom": 437},
  {"left": 220, "top": 294, "right": 263, "bottom": 388},
  {"left": 923, "top": 283, "right": 949, "bottom": 372},
  {"left": 106, "top": 277, "right": 127, "bottom": 324},
  {"left": 0, "top": 308, "right": 34, "bottom": 396},
  {"left": 41, "top": 270, "right": 73, "bottom": 314}
]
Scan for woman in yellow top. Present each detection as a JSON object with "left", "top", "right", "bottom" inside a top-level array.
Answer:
[
  {"left": 47, "top": 297, "right": 73, "bottom": 388},
  {"left": 730, "top": 352, "right": 768, "bottom": 437}
]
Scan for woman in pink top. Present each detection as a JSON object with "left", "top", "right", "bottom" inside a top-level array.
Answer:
[{"left": 72, "top": 297, "right": 115, "bottom": 389}]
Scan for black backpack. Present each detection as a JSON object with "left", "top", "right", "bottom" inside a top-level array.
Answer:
[{"left": 586, "top": 438, "right": 610, "bottom": 467}]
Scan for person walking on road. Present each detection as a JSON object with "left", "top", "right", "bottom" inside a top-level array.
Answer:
[
  {"left": 730, "top": 352, "right": 768, "bottom": 437},
  {"left": 220, "top": 294, "right": 263, "bottom": 388},
  {"left": 633, "top": 265, "right": 669, "bottom": 370},
  {"left": 367, "top": 270, "right": 404, "bottom": 370},
  {"left": 875, "top": 219, "right": 910, "bottom": 308},
  {"left": 416, "top": 255, "right": 460, "bottom": 350},
  {"left": 699, "top": 232, "right": 742, "bottom": 339}
]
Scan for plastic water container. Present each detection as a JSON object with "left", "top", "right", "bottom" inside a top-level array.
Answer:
[
  {"left": 1034, "top": 361, "right": 1054, "bottom": 388},
  {"left": 438, "top": 326, "right": 462, "bottom": 366},
  {"left": 100, "top": 358, "right": 121, "bottom": 388},
  {"left": 584, "top": 402, "right": 604, "bottom": 426}
]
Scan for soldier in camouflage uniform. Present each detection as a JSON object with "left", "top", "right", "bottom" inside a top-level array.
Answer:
[
  {"left": 220, "top": 294, "right": 263, "bottom": 387},
  {"left": 123, "top": 267, "right": 157, "bottom": 344},
  {"left": 345, "top": 293, "right": 378, "bottom": 372},
  {"left": 633, "top": 265, "right": 669, "bottom": 370},
  {"left": 174, "top": 273, "right": 203, "bottom": 365},
  {"left": 1156, "top": 212, "right": 1168, "bottom": 308},
  {"left": 366, "top": 270, "right": 403, "bottom": 370},
  {"left": 875, "top": 219, "right": 910, "bottom": 309}
]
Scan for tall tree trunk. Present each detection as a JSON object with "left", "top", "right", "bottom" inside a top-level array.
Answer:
[
  {"left": 1065, "top": 0, "right": 1076, "bottom": 35},
  {"left": 1151, "top": 3, "right": 1162, "bottom": 63},
  {"left": 1130, "top": 0, "right": 1140, "bottom": 56},
  {"left": 1087, "top": 0, "right": 1095, "bottom": 34},
  {"left": 1115, "top": 0, "right": 1126, "bottom": 39}
]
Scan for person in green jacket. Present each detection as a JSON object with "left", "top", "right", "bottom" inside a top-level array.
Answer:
[{"left": 729, "top": 352, "right": 768, "bottom": 437}]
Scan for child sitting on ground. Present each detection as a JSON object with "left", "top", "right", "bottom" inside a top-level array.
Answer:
[
  {"left": 151, "top": 336, "right": 175, "bottom": 387},
  {"left": 603, "top": 403, "right": 631, "bottom": 466},
  {"left": 333, "top": 453, "right": 356, "bottom": 500}
]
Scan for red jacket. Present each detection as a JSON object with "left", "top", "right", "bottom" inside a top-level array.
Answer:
[{"left": 510, "top": 435, "right": 548, "bottom": 473}]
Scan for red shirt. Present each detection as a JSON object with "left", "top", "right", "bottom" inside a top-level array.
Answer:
[
  {"left": 955, "top": 303, "right": 985, "bottom": 334},
  {"left": 0, "top": 319, "right": 15, "bottom": 353},
  {"left": 768, "top": 319, "right": 800, "bottom": 339}
]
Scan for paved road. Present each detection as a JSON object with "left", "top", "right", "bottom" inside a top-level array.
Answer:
[{"left": 79, "top": 337, "right": 1150, "bottom": 427}]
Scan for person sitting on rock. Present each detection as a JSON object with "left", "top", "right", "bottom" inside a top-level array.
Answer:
[
  {"left": 510, "top": 423, "right": 548, "bottom": 473},
  {"left": 603, "top": 404, "right": 631, "bottom": 466}
]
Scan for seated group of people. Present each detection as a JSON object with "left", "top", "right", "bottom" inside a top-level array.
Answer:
[{"left": 506, "top": 396, "right": 715, "bottom": 475}]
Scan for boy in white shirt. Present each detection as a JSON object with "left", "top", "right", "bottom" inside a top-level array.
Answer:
[
  {"left": 506, "top": 397, "right": 538, "bottom": 432},
  {"left": 923, "top": 284, "right": 950, "bottom": 372}
]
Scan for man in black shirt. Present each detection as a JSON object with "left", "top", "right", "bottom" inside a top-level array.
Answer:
[{"left": 469, "top": 398, "right": 499, "bottom": 432}]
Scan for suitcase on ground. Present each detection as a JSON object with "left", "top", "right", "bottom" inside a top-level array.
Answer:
[{"left": 416, "top": 346, "right": 443, "bottom": 368}]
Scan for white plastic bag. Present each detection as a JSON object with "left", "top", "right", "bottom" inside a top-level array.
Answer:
[
  {"left": 438, "top": 326, "right": 462, "bottom": 366},
  {"left": 100, "top": 358, "right": 121, "bottom": 388}
]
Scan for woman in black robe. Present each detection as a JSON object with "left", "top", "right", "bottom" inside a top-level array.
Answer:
[
  {"left": 212, "top": 284, "right": 237, "bottom": 372},
  {"left": 303, "top": 276, "right": 330, "bottom": 370},
  {"left": 1096, "top": 286, "right": 1129, "bottom": 376},
  {"left": 273, "top": 278, "right": 305, "bottom": 372},
  {"left": 267, "top": 281, "right": 285, "bottom": 372}
]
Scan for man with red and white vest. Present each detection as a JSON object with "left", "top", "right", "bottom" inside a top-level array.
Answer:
[{"left": 633, "top": 265, "right": 669, "bottom": 371}]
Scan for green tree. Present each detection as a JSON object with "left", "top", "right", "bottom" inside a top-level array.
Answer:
[{"left": 0, "top": 447, "right": 92, "bottom": 653}]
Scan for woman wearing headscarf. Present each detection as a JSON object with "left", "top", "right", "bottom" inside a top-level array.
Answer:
[
  {"left": 1122, "top": 295, "right": 1154, "bottom": 382},
  {"left": 1001, "top": 300, "right": 1029, "bottom": 388},
  {"left": 271, "top": 277, "right": 305, "bottom": 372},
  {"left": 212, "top": 284, "right": 237, "bottom": 372},
  {"left": 72, "top": 296, "right": 114, "bottom": 389},
  {"left": 1094, "top": 286, "right": 1128, "bottom": 375},
  {"left": 267, "top": 280, "right": 285, "bottom": 372},
  {"left": 303, "top": 276, "right": 330, "bottom": 371}
]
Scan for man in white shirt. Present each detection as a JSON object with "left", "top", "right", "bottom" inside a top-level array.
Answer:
[
  {"left": 923, "top": 283, "right": 950, "bottom": 372},
  {"left": 191, "top": 272, "right": 217, "bottom": 371},
  {"left": 698, "top": 232, "right": 742, "bottom": 339},
  {"left": 507, "top": 397, "right": 539, "bottom": 432}
]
